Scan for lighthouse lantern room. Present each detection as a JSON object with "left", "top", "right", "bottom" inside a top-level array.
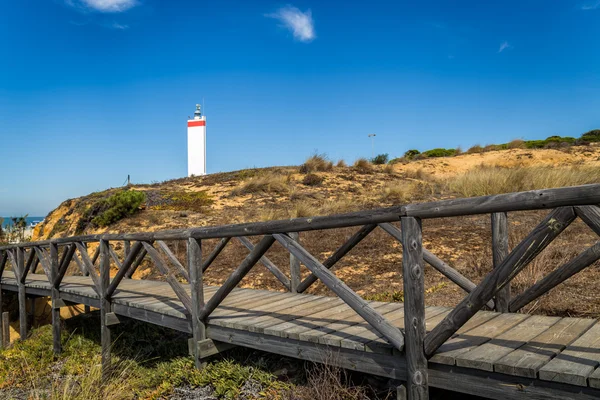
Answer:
[{"left": 187, "top": 104, "right": 207, "bottom": 176}]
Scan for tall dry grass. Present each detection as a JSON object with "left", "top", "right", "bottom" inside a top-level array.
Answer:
[
  {"left": 448, "top": 165, "right": 600, "bottom": 197},
  {"left": 230, "top": 173, "right": 291, "bottom": 196}
]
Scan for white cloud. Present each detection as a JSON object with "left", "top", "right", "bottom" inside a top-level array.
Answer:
[
  {"left": 67, "top": 0, "right": 139, "bottom": 13},
  {"left": 267, "top": 6, "right": 315, "bottom": 42},
  {"left": 581, "top": 1, "right": 600, "bottom": 10},
  {"left": 110, "top": 21, "right": 129, "bottom": 29},
  {"left": 498, "top": 41, "right": 512, "bottom": 53}
]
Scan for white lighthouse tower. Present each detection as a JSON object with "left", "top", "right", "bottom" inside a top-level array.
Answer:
[{"left": 187, "top": 104, "right": 207, "bottom": 176}]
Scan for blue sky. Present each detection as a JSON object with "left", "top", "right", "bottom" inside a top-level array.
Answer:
[{"left": 1, "top": 0, "right": 599, "bottom": 216}]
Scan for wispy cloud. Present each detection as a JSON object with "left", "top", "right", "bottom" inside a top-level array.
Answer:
[
  {"left": 109, "top": 21, "right": 129, "bottom": 29},
  {"left": 66, "top": 0, "right": 139, "bottom": 13},
  {"left": 581, "top": 0, "right": 600, "bottom": 10},
  {"left": 266, "top": 5, "right": 315, "bottom": 42},
  {"left": 498, "top": 41, "right": 512, "bottom": 53}
]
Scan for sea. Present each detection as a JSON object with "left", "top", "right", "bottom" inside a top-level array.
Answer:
[{"left": 1, "top": 216, "right": 45, "bottom": 228}]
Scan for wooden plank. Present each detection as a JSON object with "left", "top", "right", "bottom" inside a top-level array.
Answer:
[
  {"left": 208, "top": 290, "right": 284, "bottom": 320},
  {"left": 430, "top": 313, "right": 529, "bottom": 365},
  {"left": 74, "top": 243, "right": 101, "bottom": 295},
  {"left": 99, "top": 240, "right": 111, "bottom": 380},
  {"left": 258, "top": 296, "right": 343, "bottom": 335},
  {"left": 1, "top": 312, "right": 8, "bottom": 348},
  {"left": 379, "top": 222, "right": 495, "bottom": 309},
  {"left": 199, "top": 235, "right": 276, "bottom": 320},
  {"left": 491, "top": 212, "right": 510, "bottom": 312},
  {"left": 425, "top": 207, "right": 576, "bottom": 357},
  {"left": 274, "top": 233, "right": 405, "bottom": 352},
  {"left": 495, "top": 317, "right": 596, "bottom": 378},
  {"left": 109, "top": 244, "right": 123, "bottom": 270},
  {"left": 17, "top": 248, "right": 27, "bottom": 339},
  {"left": 297, "top": 224, "right": 377, "bottom": 293},
  {"left": 289, "top": 232, "right": 301, "bottom": 292},
  {"left": 402, "top": 184, "right": 600, "bottom": 219},
  {"left": 401, "top": 216, "right": 428, "bottom": 399},
  {"left": 575, "top": 205, "right": 600, "bottom": 236},
  {"left": 125, "top": 246, "right": 148, "bottom": 278},
  {"left": 236, "top": 236, "right": 290, "bottom": 291},
  {"left": 188, "top": 237, "right": 205, "bottom": 369},
  {"left": 50, "top": 243, "right": 61, "bottom": 354},
  {"left": 53, "top": 244, "right": 76, "bottom": 288},
  {"left": 157, "top": 240, "right": 190, "bottom": 282},
  {"left": 105, "top": 241, "right": 144, "bottom": 299},
  {"left": 539, "top": 322, "right": 600, "bottom": 386},
  {"left": 509, "top": 242, "right": 600, "bottom": 312},
  {"left": 316, "top": 303, "right": 402, "bottom": 347},
  {"left": 455, "top": 315, "right": 561, "bottom": 371},
  {"left": 141, "top": 242, "right": 192, "bottom": 315},
  {"left": 33, "top": 247, "right": 52, "bottom": 281},
  {"left": 202, "top": 237, "right": 230, "bottom": 272}
]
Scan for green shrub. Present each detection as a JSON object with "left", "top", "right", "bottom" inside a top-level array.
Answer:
[
  {"left": 92, "top": 190, "right": 145, "bottom": 228},
  {"left": 580, "top": 129, "right": 600, "bottom": 142},
  {"left": 421, "top": 148, "right": 456, "bottom": 158},
  {"left": 403, "top": 149, "right": 420, "bottom": 160},
  {"left": 370, "top": 153, "right": 389, "bottom": 165}
]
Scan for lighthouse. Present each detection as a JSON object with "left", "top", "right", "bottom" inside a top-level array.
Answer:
[{"left": 187, "top": 104, "right": 207, "bottom": 176}]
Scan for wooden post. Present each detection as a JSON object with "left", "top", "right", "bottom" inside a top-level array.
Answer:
[
  {"left": 1, "top": 312, "right": 8, "bottom": 348},
  {"left": 400, "top": 216, "right": 428, "bottom": 400},
  {"left": 0, "top": 282, "right": 4, "bottom": 349},
  {"left": 188, "top": 237, "right": 206, "bottom": 369},
  {"left": 492, "top": 212, "right": 510, "bottom": 312},
  {"left": 50, "top": 242, "right": 61, "bottom": 354},
  {"left": 17, "top": 248, "right": 27, "bottom": 340},
  {"left": 99, "top": 239, "right": 111, "bottom": 380},
  {"left": 289, "top": 232, "right": 301, "bottom": 293}
]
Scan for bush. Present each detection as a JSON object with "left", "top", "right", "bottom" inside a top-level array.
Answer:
[
  {"left": 466, "top": 145, "right": 483, "bottom": 154},
  {"left": 370, "top": 153, "right": 389, "bottom": 165},
  {"left": 353, "top": 158, "right": 373, "bottom": 174},
  {"left": 380, "top": 182, "right": 415, "bottom": 204},
  {"left": 403, "top": 149, "right": 420, "bottom": 160},
  {"left": 507, "top": 139, "right": 525, "bottom": 149},
  {"left": 302, "top": 173, "right": 324, "bottom": 186},
  {"left": 299, "top": 153, "right": 333, "bottom": 174},
  {"left": 336, "top": 159, "right": 347, "bottom": 168},
  {"left": 421, "top": 148, "right": 456, "bottom": 158},
  {"left": 580, "top": 129, "right": 600, "bottom": 142},
  {"left": 91, "top": 190, "right": 145, "bottom": 228}
]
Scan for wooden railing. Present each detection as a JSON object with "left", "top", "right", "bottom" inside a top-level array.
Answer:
[{"left": 0, "top": 183, "right": 599, "bottom": 398}]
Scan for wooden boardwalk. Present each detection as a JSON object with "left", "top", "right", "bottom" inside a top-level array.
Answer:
[
  {"left": 1, "top": 184, "right": 600, "bottom": 399},
  {"left": 3, "top": 271, "right": 600, "bottom": 398}
]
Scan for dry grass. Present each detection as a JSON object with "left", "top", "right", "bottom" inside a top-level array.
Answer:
[
  {"left": 448, "top": 165, "right": 600, "bottom": 197},
  {"left": 380, "top": 182, "right": 415, "bottom": 204},
  {"left": 336, "top": 159, "right": 348, "bottom": 168},
  {"left": 300, "top": 154, "right": 334, "bottom": 174},
  {"left": 230, "top": 173, "right": 290, "bottom": 196},
  {"left": 353, "top": 158, "right": 373, "bottom": 174},
  {"left": 302, "top": 173, "right": 325, "bottom": 186}
]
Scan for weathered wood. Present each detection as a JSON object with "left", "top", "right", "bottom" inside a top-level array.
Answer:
[
  {"left": 125, "top": 246, "right": 148, "bottom": 278},
  {"left": 72, "top": 252, "right": 87, "bottom": 276},
  {"left": 74, "top": 242, "right": 101, "bottom": 295},
  {"left": 538, "top": 322, "right": 600, "bottom": 386},
  {"left": 50, "top": 243, "right": 61, "bottom": 354},
  {"left": 491, "top": 212, "right": 510, "bottom": 312},
  {"left": 0, "top": 280, "right": 3, "bottom": 349},
  {"left": 188, "top": 338, "right": 235, "bottom": 359},
  {"left": 16, "top": 248, "right": 27, "bottom": 339},
  {"left": 22, "top": 249, "right": 36, "bottom": 283},
  {"left": 236, "top": 236, "right": 290, "bottom": 291},
  {"left": 199, "top": 236, "right": 276, "bottom": 321},
  {"left": 425, "top": 207, "right": 576, "bottom": 357},
  {"left": 105, "top": 241, "right": 144, "bottom": 299},
  {"left": 455, "top": 315, "right": 560, "bottom": 371},
  {"left": 297, "top": 224, "right": 377, "bottom": 293},
  {"left": 289, "top": 232, "right": 301, "bottom": 292},
  {"left": 273, "top": 233, "right": 405, "bottom": 352},
  {"left": 91, "top": 245, "right": 100, "bottom": 265},
  {"left": 53, "top": 244, "right": 76, "bottom": 288},
  {"left": 379, "top": 222, "right": 495, "bottom": 310},
  {"left": 124, "top": 240, "right": 131, "bottom": 258},
  {"left": 108, "top": 244, "right": 123, "bottom": 270},
  {"left": 202, "top": 237, "right": 230, "bottom": 272},
  {"left": 33, "top": 247, "right": 52, "bottom": 281},
  {"left": 575, "top": 205, "right": 600, "bottom": 236},
  {"left": 1, "top": 312, "right": 8, "bottom": 348},
  {"left": 400, "top": 217, "right": 428, "bottom": 399},
  {"left": 99, "top": 240, "right": 111, "bottom": 380},
  {"left": 403, "top": 184, "right": 600, "bottom": 219},
  {"left": 157, "top": 240, "right": 190, "bottom": 281},
  {"left": 141, "top": 242, "right": 193, "bottom": 314},
  {"left": 509, "top": 242, "right": 600, "bottom": 312},
  {"left": 494, "top": 317, "right": 595, "bottom": 378},
  {"left": 105, "top": 312, "right": 120, "bottom": 326},
  {"left": 0, "top": 252, "right": 7, "bottom": 278},
  {"left": 188, "top": 237, "right": 206, "bottom": 369}
]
